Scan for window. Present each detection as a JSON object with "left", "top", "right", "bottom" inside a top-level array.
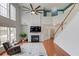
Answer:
[
  {"left": 10, "top": 27, "right": 16, "bottom": 43},
  {"left": 0, "top": 26, "right": 16, "bottom": 46},
  {"left": 0, "top": 3, "right": 16, "bottom": 21},
  {"left": 10, "top": 4, "right": 16, "bottom": 21},
  {"left": 0, "top": 3, "right": 9, "bottom": 18},
  {"left": 0, "top": 3, "right": 17, "bottom": 46},
  {"left": 0, "top": 27, "right": 8, "bottom": 45}
]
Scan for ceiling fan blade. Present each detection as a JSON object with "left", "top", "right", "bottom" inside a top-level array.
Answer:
[
  {"left": 35, "top": 6, "right": 41, "bottom": 10},
  {"left": 22, "top": 6, "right": 30, "bottom": 10},
  {"left": 37, "top": 11, "right": 42, "bottom": 14},
  {"left": 36, "top": 9, "right": 44, "bottom": 11},
  {"left": 30, "top": 4, "right": 33, "bottom": 10},
  {"left": 35, "top": 12, "right": 38, "bottom": 15}
]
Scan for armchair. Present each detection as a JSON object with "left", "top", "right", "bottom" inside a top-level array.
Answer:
[{"left": 3, "top": 42, "right": 21, "bottom": 55}]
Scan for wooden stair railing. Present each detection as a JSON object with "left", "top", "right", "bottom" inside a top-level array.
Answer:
[{"left": 53, "top": 3, "right": 76, "bottom": 39}]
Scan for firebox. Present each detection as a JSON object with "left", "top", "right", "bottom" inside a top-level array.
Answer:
[{"left": 31, "top": 35, "right": 39, "bottom": 42}]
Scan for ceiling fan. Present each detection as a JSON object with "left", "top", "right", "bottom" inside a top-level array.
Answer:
[{"left": 22, "top": 4, "right": 43, "bottom": 15}]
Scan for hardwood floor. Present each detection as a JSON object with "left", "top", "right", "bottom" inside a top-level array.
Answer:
[
  {"left": 0, "top": 39, "right": 70, "bottom": 56},
  {"left": 43, "top": 39, "right": 56, "bottom": 56},
  {"left": 43, "top": 39, "right": 70, "bottom": 56}
]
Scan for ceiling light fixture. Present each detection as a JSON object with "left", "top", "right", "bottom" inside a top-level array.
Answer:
[
  {"left": 31, "top": 11, "right": 35, "bottom": 14},
  {"left": 22, "top": 4, "right": 43, "bottom": 15}
]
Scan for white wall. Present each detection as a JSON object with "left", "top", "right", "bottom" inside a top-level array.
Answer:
[
  {"left": 21, "top": 12, "right": 41, "bottom": 26},
  {"left": 55, "top": 12, "right": 79, "bottom": 56},
  {"left": 14, "top": 4, "right": 21, "bottom": 42},
  {"left": 21, "top": 11, "right": 54, "bottom": 41},
  {"left": 20, "top": 4, "right": 72, "bottom": 41},
  {"left": 21, "top": 4, "right": 78, "bottom": 42}
]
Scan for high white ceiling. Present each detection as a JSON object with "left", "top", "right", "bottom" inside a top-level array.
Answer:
[{"left": 19, "top": 3, "right": 69, "bottom": 10}]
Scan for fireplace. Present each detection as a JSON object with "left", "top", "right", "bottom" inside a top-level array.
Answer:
[{"left": 31, "top": 35, "right": 39, "bottom": 42}]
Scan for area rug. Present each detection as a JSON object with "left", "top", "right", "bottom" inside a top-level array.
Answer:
[{"left": 13, "top": 43, "right": 47, "bottom": 56}]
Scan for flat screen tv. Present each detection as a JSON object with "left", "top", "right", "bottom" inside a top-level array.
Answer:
[{"left": 30, "top": 26, "right": 41, "bottom": 32}]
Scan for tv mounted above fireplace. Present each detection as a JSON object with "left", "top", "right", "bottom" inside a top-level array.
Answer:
[{"left": 30, "top": 26, "right": 41, "bottom": 32}]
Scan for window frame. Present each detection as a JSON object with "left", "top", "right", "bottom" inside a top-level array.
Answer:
[
  {"left": 0, "top": 3, "right": 9, "bottom": 18},
  {"left": 0, "top": 26, "right": 16, "bottom": 47}
]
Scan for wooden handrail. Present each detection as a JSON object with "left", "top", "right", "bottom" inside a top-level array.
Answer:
[{"left": 54, "top": 3, "right": 76, "bottom": 37}]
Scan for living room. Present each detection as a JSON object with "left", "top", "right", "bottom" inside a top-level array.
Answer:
[
  {"left": 0, "top": 3, "right": 57, "bottom": 56},
  {"left": 0, "top": 3, "right": 79, "bottom": 56}
]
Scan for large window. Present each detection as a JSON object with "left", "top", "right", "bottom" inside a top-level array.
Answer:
[
  {"left": 10, "top": 4, "right": 16, "bottom": 21},
  {"left": 0, "top": 27, "right": 16, "bottom": 46},
  {"left": 0, "top": 3, "right": 9, "bottom": 18},
  {"left": 10, "top": 27, "right": 16, "bottom": 43},
  {"left": 0, "top": 27, "right": 8, "bottom": 45},
  {"left": 0, "top": 3, "right": 16, "bottom": 21},
  {"left": 0, "top": 3, "right": 17, "bottom": 46}
]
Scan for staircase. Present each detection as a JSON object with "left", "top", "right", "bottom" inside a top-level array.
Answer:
[
  {"left": 51, "top": 3, "right": 79, "bottom": 39},
  {"left": 54, "top": 4, "right": 79, "bottom": 56}
]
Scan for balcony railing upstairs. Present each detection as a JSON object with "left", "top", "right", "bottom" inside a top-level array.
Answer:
[{"left": 51, "top": 3, "right": 76, "bottom": 40}]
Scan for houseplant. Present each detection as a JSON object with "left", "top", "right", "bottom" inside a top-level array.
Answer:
[{"left": 19, "top": 32, "right": 27, "bottom": 42}]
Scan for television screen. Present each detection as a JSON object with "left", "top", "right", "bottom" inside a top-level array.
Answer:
[{"left": 30, "top": 26, "right": 41, "bottom": 32}]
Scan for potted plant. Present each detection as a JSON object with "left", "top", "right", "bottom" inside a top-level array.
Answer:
[{"left": 19, "top": 32, "right": 27, "bottom": 42}]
